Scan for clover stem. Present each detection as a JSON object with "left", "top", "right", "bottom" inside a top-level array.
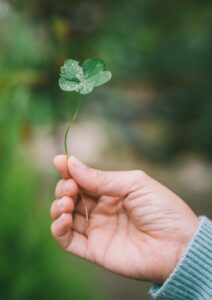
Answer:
[
  {"left": 80, "top": 191, "right": 89, "bottom": 223},
  {"left": 64, "top": 98, "right": 88, "bottom": 223},
  {"left": 64, "top": 98, "right": 82, "bottom": 157}
]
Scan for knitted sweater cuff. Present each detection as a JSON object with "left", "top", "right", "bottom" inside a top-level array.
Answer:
[{"left": 149, "top": 216, "right": 212, "bottom": 300}]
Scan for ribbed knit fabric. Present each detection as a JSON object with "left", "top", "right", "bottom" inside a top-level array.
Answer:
[{"left": 149, "top": 216, "right": 212, "bottom": 300}]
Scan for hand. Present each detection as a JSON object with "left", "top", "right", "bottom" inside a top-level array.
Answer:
[{"left": 50, "top": 155, "right": 199, "bottom": 283}]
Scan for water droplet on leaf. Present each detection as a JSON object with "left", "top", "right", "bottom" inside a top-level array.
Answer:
[{"left": 60, "top": 59, "right": 83, "bottom": 81}]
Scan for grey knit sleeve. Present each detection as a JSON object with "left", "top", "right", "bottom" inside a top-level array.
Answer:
[{"left": 149, "top": 216, "right": 212, "bottom": 300}]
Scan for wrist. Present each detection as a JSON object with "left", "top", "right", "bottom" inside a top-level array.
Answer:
[
  {"left": 175, "top": 215, "right": 200, "bottom": 266},
  {"left": 161, "top": 214, "right": 200, "bottom": 283},
  {"left": 149, "top": 217, "right": 212, "bottom": 299}
]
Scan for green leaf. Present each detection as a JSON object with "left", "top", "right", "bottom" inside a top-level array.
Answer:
[
  {"left": 89, "top": 71, "right": 112, "bottom": 87},
  {"left": 59, "top": 77, "right": 79, "bottom": 92},
  {"left": 59, "top": 57, "right": 112, "bottom": 94},
  {"left": 83, "top": 58, "right": 106, "bottom": 79},
  {"left": 60, "top": 59, "right": 83, "bottom": 81}
]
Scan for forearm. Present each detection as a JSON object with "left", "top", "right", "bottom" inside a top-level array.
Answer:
[{"left": 149, "top": 216, "right": 212, "bottom": 300}]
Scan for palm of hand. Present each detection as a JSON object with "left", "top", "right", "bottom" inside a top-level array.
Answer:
[{"left": 74, "top": 190, "right": 181, "bottom": 283}]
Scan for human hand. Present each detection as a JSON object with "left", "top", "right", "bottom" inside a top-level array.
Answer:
[{"left": 50, "top": 155, "right": 199, "bottom": 283}]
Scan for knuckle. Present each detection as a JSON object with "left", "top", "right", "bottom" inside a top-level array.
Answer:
[
  {"left": 132, "top": 170, "right": 146, "bottom": 181},
  {"left": 94, "top": 170, "right": 112, "bottom": 195},
  {"left": 91, "top": 169, "right": 105, "bottom": 193},
  {"left": 93, "top": 169, "right": 103, "bottom": 181},
  {"left": 96, "top": 169, "right": 110, "bottom": 184},
  {"left": 128, "top": 170, "right": 147, "bottom": 192}
]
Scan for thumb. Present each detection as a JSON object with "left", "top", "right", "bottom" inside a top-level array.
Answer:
[{"left": 68, "top": 156, "right": 146, "bottom": 197}]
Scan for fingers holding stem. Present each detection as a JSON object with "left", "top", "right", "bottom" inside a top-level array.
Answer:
[{"left": 54, "top": 177, "right": 89, "bottom": 225}]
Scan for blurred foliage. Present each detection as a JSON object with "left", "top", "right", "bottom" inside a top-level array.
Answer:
[
  {"left": 0, "top": 0, "right": 211, "bottom": 299},
  {"left": 1, "top": 0, "right": 212, "bottom": 158}
]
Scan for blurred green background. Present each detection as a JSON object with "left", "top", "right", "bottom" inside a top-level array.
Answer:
[{"left": 0, "top": 1, "right": 211, "bottom": 299}]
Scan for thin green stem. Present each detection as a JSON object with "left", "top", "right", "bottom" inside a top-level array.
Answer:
[
  {"left": 64, "top": 98, "right": 88, "bottom": 222},
  {"left": 64, "top": 98, "right": 82, "bottom": 156}
]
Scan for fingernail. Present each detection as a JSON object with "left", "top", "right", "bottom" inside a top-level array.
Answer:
[
  {"left": 58, "top": 197, "right": 68, "bottom": 207},
  {"left": 64, "top": 181, "right": 71, "bottom": 194},
  {"left": 70, "top": 156, "right": 86, "bottom": 169}
]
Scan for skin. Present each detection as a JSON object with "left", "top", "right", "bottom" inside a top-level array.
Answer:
[{"left": 50, "top": 155, "right": 199, "bottom": 284}]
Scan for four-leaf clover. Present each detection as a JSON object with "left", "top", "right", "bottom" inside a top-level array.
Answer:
[{"left": 59, "top": 58, "right": 112, "bottom": 94}]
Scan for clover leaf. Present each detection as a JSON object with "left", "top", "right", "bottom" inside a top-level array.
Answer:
[
  {"left": 82, "top": 58, "right": 106, "bottom": 78},
  {"left": 59, "top": 58, "right": 112, "bottom": 94}
]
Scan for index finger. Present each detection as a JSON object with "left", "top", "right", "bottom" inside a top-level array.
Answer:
[{"left": 53, "top": 155, "right": 70, "bottom": 179}]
